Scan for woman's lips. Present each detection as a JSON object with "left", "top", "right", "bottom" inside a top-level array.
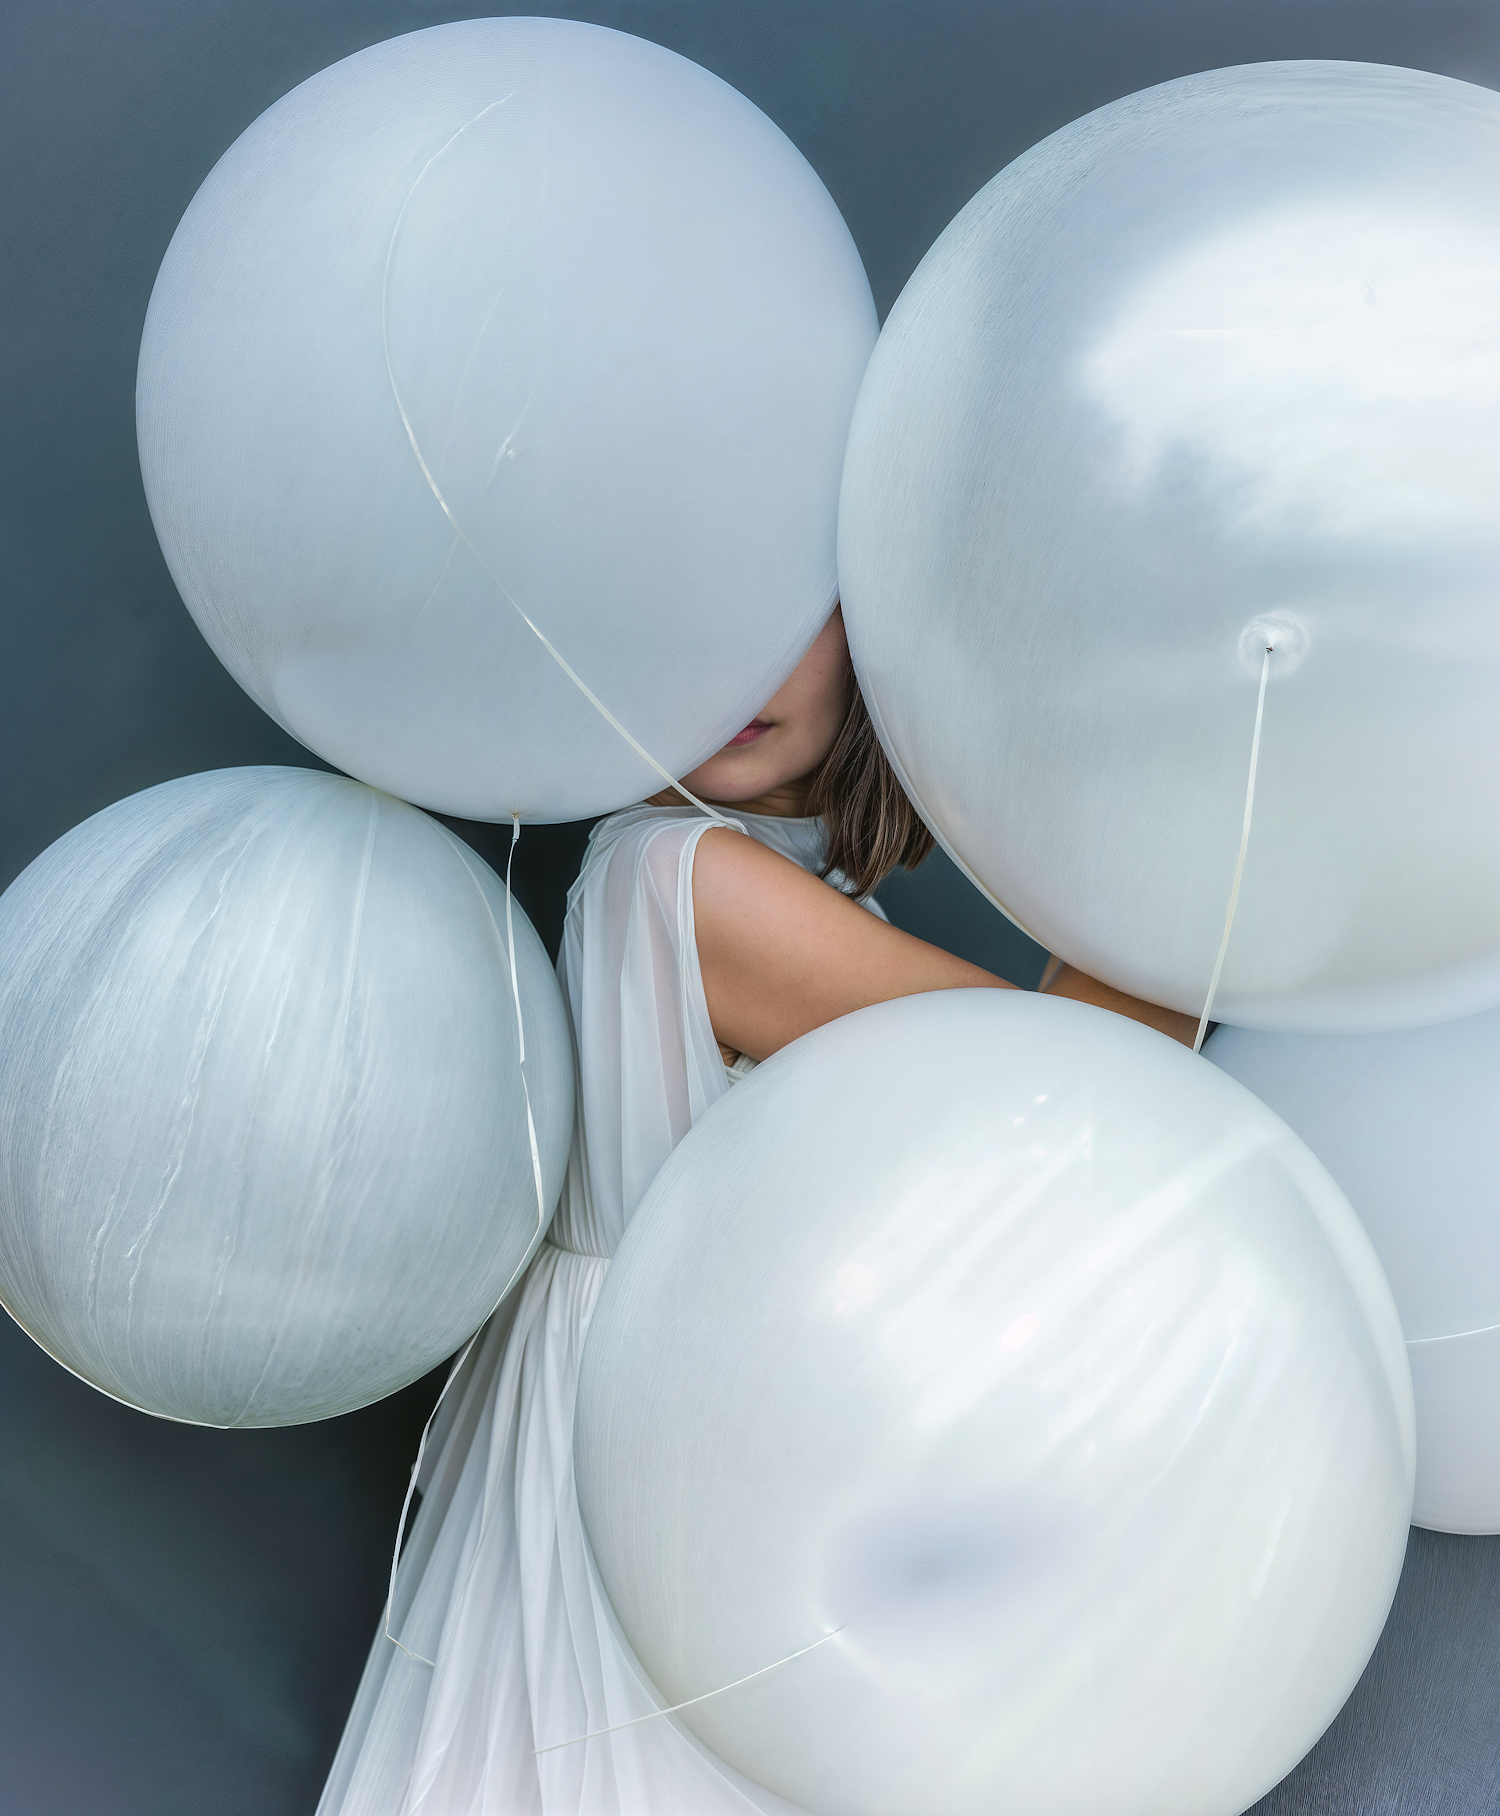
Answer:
[{"left": 726, "top": 721, "right": 772, "bottom": 748}]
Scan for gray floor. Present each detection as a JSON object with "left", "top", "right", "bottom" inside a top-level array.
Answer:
[
  {"left": 3, "top": 1282, "right": 1499, "bottom": 1814},
  {"left": 0, "top": 1310, "right": 441, "bottom": 1815},
  {"left": 1251, "top": 1530, "right": 1500, "bottom": 1815}
]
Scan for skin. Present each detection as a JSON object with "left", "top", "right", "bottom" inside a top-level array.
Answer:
[{"left": 649, "top": 609, "right": 1198, "bottom": 1063}]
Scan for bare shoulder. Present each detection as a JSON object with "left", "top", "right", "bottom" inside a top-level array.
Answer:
[
  {"left": 692, "top": 823, "right": 867, "bottom": 917},
  {"left": 692, "top": 825, "right": 903, "bottom": 971},
  {"left": 691, "top": 825, "right": 1009, "bottom": 1062}
]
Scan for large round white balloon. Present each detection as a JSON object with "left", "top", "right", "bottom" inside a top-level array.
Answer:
[
  {"left": 576, "top": 991, "right": 1413, "bottom": 1816},
  {"left": 839, "top": 62, "right": 1500, "bottom": 1030},
  {"left": 137, "top": 18, "right": 877, "bottom": 821},
  {"left": 0, "top": 769, "right": 573, "bottom": 1426},
  {"left": 1211, "top": 1013, "right": 1500, "bottom": 1533}
]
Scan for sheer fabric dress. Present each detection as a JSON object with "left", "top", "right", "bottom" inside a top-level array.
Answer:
[{"left": 319, "top": 803, "right": 876, "bottom": 1815}]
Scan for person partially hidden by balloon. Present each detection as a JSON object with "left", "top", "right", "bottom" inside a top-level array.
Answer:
[
  {"left": 664, "top": 606, "right": 1198, "bottom": 1068},
  {"left": 320, "top": 603, "right": 1200, "bottom": 1814},
  {"left": 117, "top": 11, "right": 1420, "bottom": 1805}
]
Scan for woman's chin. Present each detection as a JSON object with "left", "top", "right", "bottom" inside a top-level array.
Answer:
[
  {"left": 676, "top": 741, "right": 819, "bottom": 813},
  {"left": 692, "top": 782, "right": 770, "bottom": 807},
  {"left": 679, "top": 761, "right": 773, "bottom": 802}
]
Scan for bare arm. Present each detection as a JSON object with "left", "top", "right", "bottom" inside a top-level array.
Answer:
[
  {"left": 692, "top": 830, "right": 1195, "bottom": 1061},
  {"left": 1038, "top": 959, "right": 1198, "bottom": 1046}
]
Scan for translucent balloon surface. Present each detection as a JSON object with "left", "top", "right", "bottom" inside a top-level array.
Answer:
[
  {"left": 1212, "top": 1013, "right": 1500, "bottom": 1533},
  {"left": 0, "top": 769, "right": 573, "bottom": 1426},
  {"left": 839, "top": 62, "right": 1500, "bottom": 1029},
  {"left": 577, "top": 991, "right": 1413, "bottom": 1816},
  {"left": 137, "top": 18, "right": 877, "bottom": 821}
]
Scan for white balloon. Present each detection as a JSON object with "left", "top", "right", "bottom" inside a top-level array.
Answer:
[
  {"left": 839, "top": 62, "right": 1500, "bottom": 1030},
  {"left": 576, "top": 991, "right": 1413, "bottom": 1816},
  {"left": 0, "top": 769, "right": 572, "bottom": 1427},
  {"left": 1210, "top": 1012, "right": 1500, "bottom": 1533},
  {"left": 137, "top": 18, "right": 877, "bottom": 822}
]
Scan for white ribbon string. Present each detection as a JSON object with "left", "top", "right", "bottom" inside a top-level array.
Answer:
[
  {"left": 1193, "top": 647, "right": 1273, "bottom": 1054},
  {"left": 382, "top": 1325, "right": 481, "bottom": 1665},
  {"left": 381, "top": 112, "right": 735, "bottom": 830},
  {"left": 506, "top": 813, "right": 547, "bottom": 1220},
  {"left": 384, "top": 815, "right": 553, "bottom": 1666},
  {"left": 534, "top": 1628, "right": 845, "bottom": 1756}
]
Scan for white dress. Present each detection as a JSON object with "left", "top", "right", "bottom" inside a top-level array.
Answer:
[{"left": 320, "top": 804, "right": 877, "bottom": 1816}]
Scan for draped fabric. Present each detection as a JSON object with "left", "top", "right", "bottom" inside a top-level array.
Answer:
[{"left": 319, "top": 804, "right": 867, "bottom": 1815}]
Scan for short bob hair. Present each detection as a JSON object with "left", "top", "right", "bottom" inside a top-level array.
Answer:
[{"left": 805, "top": 655, "right": 933, "bottom": 898}]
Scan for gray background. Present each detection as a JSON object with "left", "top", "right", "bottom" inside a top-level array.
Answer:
[{"left": 2, "top": 2, "right": 1498, "bottom": 1810}]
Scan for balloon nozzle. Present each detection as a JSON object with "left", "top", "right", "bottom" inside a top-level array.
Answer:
[{"left": 1238, "top": 614, "right": 1309, "bottom": 676}]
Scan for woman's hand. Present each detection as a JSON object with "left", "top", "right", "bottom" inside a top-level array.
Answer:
[{"left": 692, "top": 829, "right": 1196, "bottom": 1061}]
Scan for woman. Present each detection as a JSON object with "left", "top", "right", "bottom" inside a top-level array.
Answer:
[{"left": 318, "top": 610, "right": 1193, "bottom": 1816}]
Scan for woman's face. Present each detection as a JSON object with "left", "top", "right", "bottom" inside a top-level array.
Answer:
[{"left": 676, "top": 608, "right": 850, "bottom": 808}]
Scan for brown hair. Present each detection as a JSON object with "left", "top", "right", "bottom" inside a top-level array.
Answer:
[{"left": 805, "top": 659, "right": 934, "bottom": 897}]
